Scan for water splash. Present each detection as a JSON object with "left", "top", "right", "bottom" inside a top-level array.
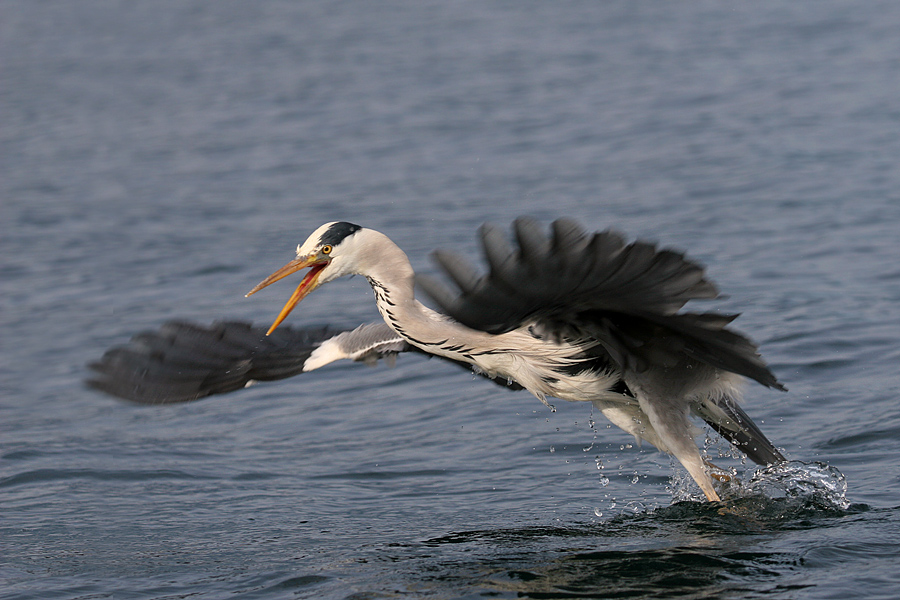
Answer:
[
  {"left": 667, "top": 459, "right": 850, "bottom": 511},
  {"left": 742, "top": 460, "right": 850, "bottom": 510}
]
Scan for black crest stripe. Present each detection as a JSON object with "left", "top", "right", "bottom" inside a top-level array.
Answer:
[{"left": 318, "top": 222, "right": 362, "bottom": 246}]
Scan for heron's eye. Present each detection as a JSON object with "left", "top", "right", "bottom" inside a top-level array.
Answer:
[{"left": 321, "top": 245, "right": 333, "bottom": 255}]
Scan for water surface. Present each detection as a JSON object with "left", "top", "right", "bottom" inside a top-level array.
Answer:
[{"left": 3, "top": 1, "right": 900, "bottom": 598}]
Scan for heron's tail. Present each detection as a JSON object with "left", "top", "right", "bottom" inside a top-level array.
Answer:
[{"left": 696, "top": 395, "right": 786, "bottom": 465}]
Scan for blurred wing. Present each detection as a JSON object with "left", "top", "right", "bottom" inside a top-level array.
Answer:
[
  {"left": 87, "top": 321, "right": 410, "bottom": 404},
  {"left": 419, "top": 217, "right": 785, "bottom": 390}
]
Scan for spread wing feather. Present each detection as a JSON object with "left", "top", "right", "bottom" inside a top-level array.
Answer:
[
  {"left": 87, "top": 320, "right": 524, "bottom": 404},
  {"left": 88, "top": 321, "right": 379, "bottom": 404},
  {"left": 418, "top": 217, "right": 785, "bottom": 391}
]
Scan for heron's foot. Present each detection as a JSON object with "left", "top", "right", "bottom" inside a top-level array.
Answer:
[{"left": 704, "top": 459, "right": 741, "bottom": 485}]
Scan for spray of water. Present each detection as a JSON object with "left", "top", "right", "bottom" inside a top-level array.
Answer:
[{"left": 668, "top": 459, "right": 850, "bottom": 511}]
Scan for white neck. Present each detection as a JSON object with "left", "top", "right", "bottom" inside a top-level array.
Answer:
[
  {"left": 351, "top": 231, "right": 453, "bottom": 347},
  {"left": 339, "top": 229, "right": 614, "bottom": 406}
]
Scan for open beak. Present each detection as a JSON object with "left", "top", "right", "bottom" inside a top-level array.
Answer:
[{"left": 246, "top": 255, "right": 329, "bottom": 335}]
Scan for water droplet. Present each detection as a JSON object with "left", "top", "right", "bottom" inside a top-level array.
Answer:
[
  {"left": 624, "top": 501, "right": 645, "bottom": 514},
  {"left": 593, "top": 508, "right": 603, "bottom": 517}
]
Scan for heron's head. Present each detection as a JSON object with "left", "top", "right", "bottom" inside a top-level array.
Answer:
[{"left": 246, "top": 221, "right": 366, "bottom": 335}]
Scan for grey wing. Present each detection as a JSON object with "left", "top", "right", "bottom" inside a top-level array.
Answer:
[
  {"left": 87, "top": 321, "right": 410, "bottom": 404},
  {"left": 303, "top": 322, "right": 411, "bottom": 370},
  {"left": 418, "top": 216, "right": 786, "bottom": 391}
]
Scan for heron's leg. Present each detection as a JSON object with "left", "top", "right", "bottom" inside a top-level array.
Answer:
[
  {"left": 591, "top": 399, "right": 668, "bottom": 452},
  {"left": 636, "top": 394, "right": 721, "bottom": 502}
]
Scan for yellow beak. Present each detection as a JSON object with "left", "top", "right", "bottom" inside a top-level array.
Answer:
[{"left": 246, "top": 255, "right": 329, "bottom": 335}]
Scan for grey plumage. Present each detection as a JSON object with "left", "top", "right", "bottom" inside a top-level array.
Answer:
[
  {"left": 88, "top": 217, "right": 788, "bottom": 502},
  {"left": 88, "top": 321, "right": 400, "bottom": 404},
  {"left": 418, "top": 217, "right": 785, "bottom": 391}
]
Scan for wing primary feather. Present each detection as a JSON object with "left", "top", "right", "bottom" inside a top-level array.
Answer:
[
  {"left": 87, "top": 321, "right": 345, "bottom": 404},
  {"left": 422, "top": 217, "right": 786, "bottom": 392},
  {"left": 551, "top": 218, "right": 588, "bottom": 252},
  {"left": 431, "top": 250, "right": 482, "bottom": 294},
  {"left": 513, "top": 216, "right": 551, "bottom": 266},
  {"left": 480, "top": 223, "right": 516, "bottom": 279},
  {"left": 416, "top": 274, "right": 463, "bottom": 312},
  {"left": 550, "top": 218, "right": 590, "bottom": 273}
]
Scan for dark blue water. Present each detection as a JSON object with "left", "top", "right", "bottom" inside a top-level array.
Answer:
[{"left": 3, "top": 1, "right": 900, "bottom": 598}]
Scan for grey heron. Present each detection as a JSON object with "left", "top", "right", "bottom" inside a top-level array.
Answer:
[{"left": 89, "top": 217, "right": 787, "bottom": 502}]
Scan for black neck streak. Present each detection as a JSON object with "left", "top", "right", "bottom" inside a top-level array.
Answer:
[{"left": 368, "top": 276, "right": 449, "bottom": 350}]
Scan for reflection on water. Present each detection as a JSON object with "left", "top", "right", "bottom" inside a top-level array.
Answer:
[{"left": 408, "top": 494, "right": 862, "bottom": 599}]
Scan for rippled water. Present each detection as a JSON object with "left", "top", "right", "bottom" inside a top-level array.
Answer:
[{"left": 3, "top": 1, "right": 900, "bottom": 598}]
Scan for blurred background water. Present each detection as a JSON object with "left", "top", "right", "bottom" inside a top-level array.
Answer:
[{"left": 2, "top": 1, "right": 900, "bottom": 598}]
